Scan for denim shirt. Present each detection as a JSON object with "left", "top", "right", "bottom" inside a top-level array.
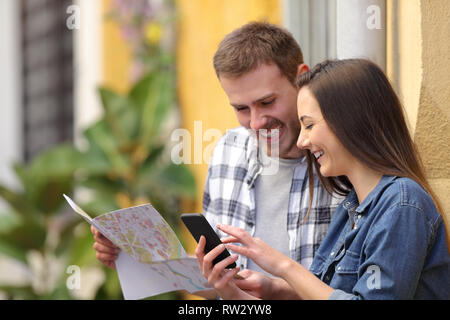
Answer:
[{"left": 309, "top": 175, "right": 450, "bottom": 299}]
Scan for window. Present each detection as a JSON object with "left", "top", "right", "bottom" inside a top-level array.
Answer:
[
  {"left": 21, "top": 0, "right": 74, "bottom": 162},
  {"left": 283, "top": 0, "right": 337, "bottom": 67}
]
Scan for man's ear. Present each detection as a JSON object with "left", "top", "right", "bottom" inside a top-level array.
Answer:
[{"left": 297, "top": 63, "right": 309, "bottom": 78}]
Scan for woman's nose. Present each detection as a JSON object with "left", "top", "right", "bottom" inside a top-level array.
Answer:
[{"left": 297, "top": 130, "right": 311, "bottom": 150}]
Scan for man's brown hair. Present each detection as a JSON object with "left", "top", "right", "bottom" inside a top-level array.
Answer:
[{"left": 213, "top": 22, "right": 304, "bottom": 84}]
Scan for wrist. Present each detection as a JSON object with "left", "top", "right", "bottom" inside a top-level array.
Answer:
[
  {"left": 268, "top": 277, "right": 284, "bottom": 299},
  {"left": 270, "top": 276, "right": 302, "bottom": 300},
  {"left": 278, "top": 257, "right": 295, "bottom": 279}
]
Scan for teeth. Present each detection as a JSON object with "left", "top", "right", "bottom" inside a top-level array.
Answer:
[{"left": 313, "top": 151, "right": 324, "bottom": 159}]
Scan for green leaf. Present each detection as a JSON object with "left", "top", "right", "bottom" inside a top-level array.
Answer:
[
  {"left": 66, "top": 224, "right": 97, "bottom": 267},
  {"left": 21, "top": 144, "right": 82, "bottom": 214},
  {"left": 99, "top": 87, "right": 140, "bottom": 141},
  {"left": 0, "top": 185, "right": 37, "bottom": 219},
  {"left": 140, "top": 73, "right": 175, "bottom": 147},
  {"left": 153, "top": 163, "right": 197, "bottom": 199},
  {"left": 28, "top": 143, "right": 82, "bottom": 179},
  {"left": 83, "top": 120, "right": 130, "bottom": 177},
  {"left": 128, "top": 71, "right": 174, "bottom": 148},
  {"left": 1, "top": 219, "right": 47, "bottom": 252},
  {"left": 0, "top": 210, "right": 21, "bottom": 233},
  {"left": 0, "top": 238, "right": 28, "bottom": 263},
  {"left": 0, "top": 285, "right": 39, "bottom": 299}
]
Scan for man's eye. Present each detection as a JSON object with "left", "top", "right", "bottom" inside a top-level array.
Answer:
[
  {"left": 236, "top": 107, "right": 248, "bottom": 112},
  {"left": 261, "top": 99, "right": 275, "bottom": 106}
]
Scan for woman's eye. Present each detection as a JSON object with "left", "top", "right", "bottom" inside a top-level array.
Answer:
[{"left": 305, "top": 124, "right": 313, "bottom": 130}]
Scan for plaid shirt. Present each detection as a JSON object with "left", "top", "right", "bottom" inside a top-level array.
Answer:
[{"left": 203, "top": 127, "right": 344, "bottom": 270}]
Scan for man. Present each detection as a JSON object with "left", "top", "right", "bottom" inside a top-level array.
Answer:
[{"left": 92, "top": 22, "right": 342, "bottom": 299}]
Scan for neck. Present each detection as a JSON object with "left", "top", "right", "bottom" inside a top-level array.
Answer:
[{"left": 346, "top": 161, "right": 383, "bottom": 204}]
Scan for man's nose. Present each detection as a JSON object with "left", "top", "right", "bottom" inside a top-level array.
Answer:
[{"left": 250, "top": 110, "right": 268, "bottom": 131}]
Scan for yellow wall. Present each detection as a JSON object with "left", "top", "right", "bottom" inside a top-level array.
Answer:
[
  {"left": 416, "top": 0, "right": 450, "bottom": 242},
  {"left": 386, "top": 0, "right": 422, "bottom": 134},
  {"left": 387, "top": 0, "right": 450, "bottom": 243},
  {"left": 102, "top": 0, "right": 132, "bottom": 94},
  {"left": 176, "top": 0, "right": 281, "bottom": 216}
]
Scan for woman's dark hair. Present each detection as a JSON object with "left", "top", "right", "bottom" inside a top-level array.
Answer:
[{"left": 297, "top": 59, "right": 443, "bottom": 215}]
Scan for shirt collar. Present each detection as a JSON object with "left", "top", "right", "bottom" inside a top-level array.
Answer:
[
  {"left": 244, "top": 131, "right": 306, "bottom": 188},
  {"left": 343, "top": 175, "right": 397, "bottom": 215}
]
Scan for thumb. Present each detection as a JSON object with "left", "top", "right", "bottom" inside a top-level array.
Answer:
[
  {"left": 233, "top": 269, "right": 255, "bottom": 290},
  {"left": 236, "top": 269, "right": 252, "bottom": 279}
]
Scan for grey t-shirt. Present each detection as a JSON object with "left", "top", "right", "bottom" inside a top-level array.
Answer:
[{"left": 246, "top": 152, "right": 301, "bottom": 276}]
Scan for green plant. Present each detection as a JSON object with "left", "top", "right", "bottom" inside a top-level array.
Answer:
[
  {"left": 0, "top": 71, "right": 196, "bottom": 300},
  {"left": 0, "top": 0, "right": 192, "bottom": 300},
  {"left": 79, "top": 69, "right": 197, "bottom": 300},
  {"left": 0, "top": 144, "right": 86, "bottom": 299}
]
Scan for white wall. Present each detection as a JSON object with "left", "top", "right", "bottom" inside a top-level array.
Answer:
[
  {"left": 336, "top": 0, "right": 386, "bottom": 70},
  {"left": 0, "top": 0, "right": 31, "bottom": 293},
  {"left": 0, "top": 0, "right": 23, "bottom": 194},
  {"left": 73, "top": 0, "right": 103, "bottom": 150}
]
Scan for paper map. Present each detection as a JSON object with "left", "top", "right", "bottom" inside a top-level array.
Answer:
[{"left": 63, "top": 194, "right": 210, "bottom": 299}]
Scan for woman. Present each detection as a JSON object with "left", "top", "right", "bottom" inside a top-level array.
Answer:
[{"left": 196, "top": 59, "right": 450, "bottom": 299}]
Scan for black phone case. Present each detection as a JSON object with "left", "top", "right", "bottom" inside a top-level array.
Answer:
[{"left": 181, "top": 213, "right": 237, "bottom": 269}]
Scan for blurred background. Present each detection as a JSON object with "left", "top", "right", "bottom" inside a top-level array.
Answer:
[{"left": 0, "top": 0, "right": 448, "bottom": 300}]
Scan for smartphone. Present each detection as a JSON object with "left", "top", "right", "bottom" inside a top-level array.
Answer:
[{"left": 181, "top": 213, "right": 237, "bottom": 269}]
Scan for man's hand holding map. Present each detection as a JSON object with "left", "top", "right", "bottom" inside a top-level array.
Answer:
[{"left": 63, "top": 194, "right": 209, "bottom": 299}]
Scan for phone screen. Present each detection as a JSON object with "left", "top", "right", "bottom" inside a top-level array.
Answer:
[{"left": 181, "top": 213, "right": 237, "bottom": 269}]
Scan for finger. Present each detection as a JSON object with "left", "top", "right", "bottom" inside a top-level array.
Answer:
[
  {"left": 93, "top": 242, "right": 120, "bottom": 255},
  {"left": 103, "top": 260, "right": 117, "bottom": 270},
  {"left": 224, "top": 243, "right": 250, "bottom": 257},
  {"left": 96, "top": 251, "right": 118, "bottom": 263},
  {"left": 209, "top": 254, "right": 239, "bottom": 284},
  {"left": 214, "top": 267, "right": 240, "bottom": 292},
  {"left": 220, "top": 236, "right": 241, "bottom": 244},
  {"left": 202, "top": 244, "right": 227, "bottom": 275},
  {"left": 233, "top": 270, "right": 256, "bottom": 290},
  {"left": 235, "top": 268, "right": 253, "bottom": 278},
  {"left": 195, "top": 236, "right": 206, "bottom": 258},
  {"left": 94, "top": 232, "right": 116, "bottom": 248},
  {"left": 195, "top": 236, "right": 206, "bottom": 271},
  {"left": 217, "top": 224, "right": 252, "bottom": 245}
]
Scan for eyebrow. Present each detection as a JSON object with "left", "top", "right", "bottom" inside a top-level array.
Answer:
[
  {"left": 299, "top": 115, "right": 313, "bottom": 123},
  {"left": 230, "top": 93, "right": 275, "bottom": 108}
]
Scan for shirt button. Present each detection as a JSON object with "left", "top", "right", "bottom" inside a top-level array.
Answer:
[
  {"left": 357, "top": 214, "right": 362, "bottom": 220},
  {"left": 330, "top": 251, "right": 335, "bottom": 256},
  {"left": 337, "top": 266, "right": 342, "bottom": 271}
]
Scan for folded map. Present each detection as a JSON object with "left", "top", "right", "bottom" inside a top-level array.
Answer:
[{"left": 63, "top": 194, "right": 209, "bottom": 299}]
